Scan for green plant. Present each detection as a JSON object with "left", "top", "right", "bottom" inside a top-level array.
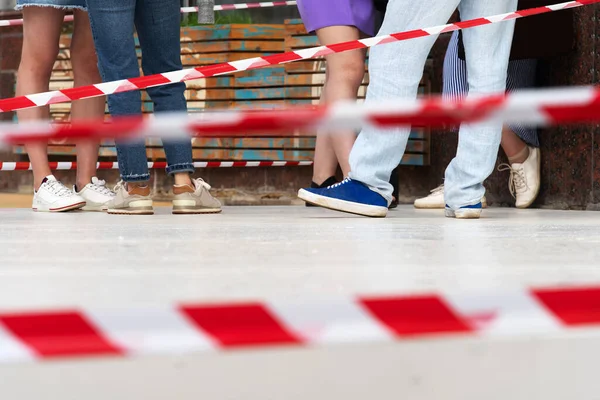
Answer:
[{"left": 180, "top": 10, "right": 253, "bottom": 26}]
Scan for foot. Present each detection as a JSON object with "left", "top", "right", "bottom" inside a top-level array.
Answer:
[
  {"left": 172, "top": 178, "right": 222, "bottom": 214},
  {"left": 498, "top": 146, "right": 541, "bottom": 209},
  {"left": 107, "top": 181, "right": 154, "bottom": 215},
  {"left": 445, "top": 202, "right": 482, "bottom": 219},
  {"left": 32, "top": 175, "right": 86, "bottom": 212},
  {"left": 75, "top": 177, "right": 116, "bottom": 212},
  {"left": 414, "top": 184, "right": 488, "bottom": 209},
  {"left": 298, "top": 178, "right": 388, "bottom": 217},
  {"left": 305, "top": 176, "right": 338, "bottom": 207}
]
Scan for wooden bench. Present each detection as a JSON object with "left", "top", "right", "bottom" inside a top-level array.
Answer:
[{"left": 14, "top": 19, "right": 431, "bottom": 166}]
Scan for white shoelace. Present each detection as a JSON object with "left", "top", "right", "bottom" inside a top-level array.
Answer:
[
  {"left": 113, "top": 180, "right": 126, "bottom": 193},
  {"left": 498, "top": 164, "right": 527, "bottom": 198},
  {"left": 429, "top": 184, "right": 444, "bottom": 195},
  {"left": 43, "top": 179, "right": 72, "bottom": 197},
  {"left": 193, "top": 178, "right": 212, "bottom": 191},
  {"left": 328, "top": 178, "right": 350, "bottom": 189},
  {"left": 89, "top": 177, "right": 115, "bottom": 197}
]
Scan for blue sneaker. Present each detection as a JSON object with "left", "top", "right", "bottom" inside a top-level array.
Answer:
[
  {"left": 298, "top": 178, "right": 388, "bottom": 217},
  {"left": 445, "top": 202, "right": 482, "bottom": 219}
]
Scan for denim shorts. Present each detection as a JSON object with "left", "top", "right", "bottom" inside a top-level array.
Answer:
[{"left": 15, "top": 0, "right": 87, "bottom": 11}]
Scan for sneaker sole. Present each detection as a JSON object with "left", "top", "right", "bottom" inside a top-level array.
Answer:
[
  {"left": 298, "top": 189, "right": 387, "bottom": 218},
  {"left": 33, "top": 202, "right": 86, "bottom": 213},
  {"left": 172, "top": 208, "right": 222, "bottom": 214},
  {"left": 107, "top": 207, "right": 154, "bottom": 215},
  {"left": 445, "top": 208, "right": 482, "bottom": 219},
  {"left": 415, "top": 198, "right": 488, "bottom": 209},
  {"left": 82, "top": 204, "right": 108, "bottom": 212}
]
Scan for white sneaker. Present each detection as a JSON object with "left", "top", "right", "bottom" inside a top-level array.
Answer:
[
  {"left": 75, "top": 177, "right": 116, "bottom": 212},
  {"left": 32, "top": 175, "right": 86, "bottom": 212},
  {"left": 414, "top": 184, "right": 488, "bottom": 209},
  {"left": 498, "top": 146, "right": 541, "bottom": 209}
]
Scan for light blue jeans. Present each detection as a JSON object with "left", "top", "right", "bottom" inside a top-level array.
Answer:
[{"left": 348, "top": 0, "right": 518, "bottom": 208}]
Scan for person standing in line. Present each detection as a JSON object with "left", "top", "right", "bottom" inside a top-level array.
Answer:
[
  {"left": 296, "top": 0, "right": 375, "bottom": 193},
  {"left": 298, "top": 0, "right": 518, "bottom": 219},
  {"left": 15, "top": 0, "right": 115, "bottom": 212},
  {"left": 415, "top": 1, "right": 573, "bottom": 210},
  {"left": 297, "top": 0, "right": 401, "bottom": 208},
  {"left": 84, "top": 0, "right": 221, "bottom": 215}
]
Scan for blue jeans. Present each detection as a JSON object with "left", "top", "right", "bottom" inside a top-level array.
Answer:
[
  {"left": 86, "top": 0, "right": 194, "bottom": 182},
  {"left": 348, "top": 0, "right": 518, "bottom": 208}
]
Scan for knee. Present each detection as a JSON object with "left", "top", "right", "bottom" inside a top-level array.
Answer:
[
  {"left": 19, "top": 43, "right": 59, "bottom": 82},
  {"left": 325, "top": 58, "right": 366, "bottom": 91},
  {"left": 71, "top": 49, "right": 101, "bottom": 85}
]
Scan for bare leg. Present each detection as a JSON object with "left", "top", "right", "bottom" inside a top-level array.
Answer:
[
  {"left": 312, "top": 26, "right": 366, "bottom": 184},
  {"left": 16, "top": 8, "right": 64, "bottom": 190},
  {"left": 70, "top": 9, "right": 106, "bottom": 190},
  {"left": 500, "top": 126, "right": 529, "bottom": 163}
]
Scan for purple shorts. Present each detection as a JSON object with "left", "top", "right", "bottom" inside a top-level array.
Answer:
[{"left": 297, "top": 0, "right": 376, "bottom": 36}]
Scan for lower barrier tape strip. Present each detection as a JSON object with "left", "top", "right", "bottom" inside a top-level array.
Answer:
[{"left": 1, "top": 285, "right": 600, "bottom": 363}]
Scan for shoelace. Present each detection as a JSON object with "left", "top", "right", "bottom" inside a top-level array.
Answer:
[
  {"left": 498, "top": 164, "right": 527, "bottom": 198},
  {"left": 44, "top": 180, "right": 72, "bottom": 197},
  {"left": 193, "top": 178, "right": 212, "bottom": 191},
  {"left": 89, "top": 178, "right": 115, "bottom": 196},
  {"left": 113, "top": 180, "right": 125, "bottom": 193},
  {"left": 429, "top": 184, "right": 444, "bottom": 195},
  {"left": 327, "top": 178, "right": 351, "bottom": 189}
]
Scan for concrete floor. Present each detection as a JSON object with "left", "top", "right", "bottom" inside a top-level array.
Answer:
[
  {"left": 0, "top": 205, "right": 599, "bottom": 309},
  {"left": 2, "top": 205, "right": 600, "bottom": 400}
]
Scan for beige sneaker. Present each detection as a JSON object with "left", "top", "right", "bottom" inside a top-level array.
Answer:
[
  {"left": 414, "top": 184, "right": 487, "bottom": 209},
  {"left": 172, "top": 178, "right": 222, "bottom": 214},
  {"left": 498, "top": 146, "right": 541, "bottom": 209},
  {"left": 107, "top": 181, "right": 154, "bottom": 215}
]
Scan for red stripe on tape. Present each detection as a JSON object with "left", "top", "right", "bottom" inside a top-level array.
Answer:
[
  {"left": 97, "top": 161, "right": 113, "bottom": 170},
  {"left": 361, "top": 296, "right": 474, "bottom": 336},
  {"left": 0, "top": 312, "right": 122, "bottom": 358},
  {"left": 180, "top": 304, "right": 302, "bottom": 347},
  {"left": 533, "top": 288, "right": 600, "bottom": 326},
  {"left": 0, "top": 97, "right": 38, "bottom": 113},
  {"left": 390, "top": 29, "right": 430, "bottom": 41}
]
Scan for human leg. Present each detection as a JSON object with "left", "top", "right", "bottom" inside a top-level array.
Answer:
[
  {"left": 16, "top": 6, "right": 86, "bottom": 211},
  {"left": 69, "top": 9, "right": 115, "bottom": 210},
  {"left": 134, "top": 0, "right": 221, "bottom": 213},
  {"left": 86, "top": 0, "right": 153, "bottom": 214},
  {"left": 312, "top": 26, "right": 366, "bottom": 183},
  {"left": 299, "top": 0, "right": 460, "bottom": 217},
  {"left": 444, "top": 0, "right": 518, "bottom": 217}
]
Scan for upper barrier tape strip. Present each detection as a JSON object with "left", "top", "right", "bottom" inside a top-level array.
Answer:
[
  {"left": 0, "top": 1, "right": 298, "bottom": 27},
  {"left": 0, "top": 0, "right": 591, "bottom": 113},
  {"left": 0, "top": 161, "right": 313, "bottom": 171},
  {"left": 1, "top": 85, "right": 599, "bottom": 144},
  {"left": 1, "top": 285, "right": 600, "bottom": 363}
]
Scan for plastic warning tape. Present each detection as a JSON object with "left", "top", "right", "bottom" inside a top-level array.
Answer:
[
  {"left": 0, "top": 85, "right": 599, "bottom": 144},
  {"left": 0, "top": 0, "right": 590, "bottom": 113},
  {"left": 1, "top": 285, "right": 599, "bottom": 363},
  {"left": 0, "top": 1, "right": 298, "bottom": 28},
  {"left": 0, "top": 160, "right": 311, "bottom": 171}
]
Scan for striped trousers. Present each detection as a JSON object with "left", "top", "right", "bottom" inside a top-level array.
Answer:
[{"left": 443, "top": 31, "right": 539, "bottom": 147}]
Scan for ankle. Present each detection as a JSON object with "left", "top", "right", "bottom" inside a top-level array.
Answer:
[
  {"left": 126, "top": 182, "right": 151, "bottom": 196},
  {"left": 312, "top": 175, "right": 337, "bottom": 188},
  {"left": 507, "top": 146, "right": 529, "bottom": 164},
  {"left": 173, "top": 173, "right": 192, "bottom": 187}
]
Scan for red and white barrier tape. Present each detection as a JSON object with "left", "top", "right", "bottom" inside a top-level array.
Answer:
[
  {"left": 0, "top": 0, "right": 589, "bottom": 113},
  {"left": 0, "top": 160, "right": 311, "bottom": 171},
  {"left": 0, "top": 1, "right": 297, "bottom": 28},
  {"left": 1, "top": 285, "right": 599, "bottom": 363},
  {"left": 0, "top": 85, "right": 599, "bottom": 144}
]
